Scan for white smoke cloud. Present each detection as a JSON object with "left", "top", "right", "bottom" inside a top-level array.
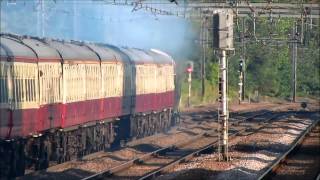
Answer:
[{"left": 0, "top": 0, "right": 197, "bottom": 57}]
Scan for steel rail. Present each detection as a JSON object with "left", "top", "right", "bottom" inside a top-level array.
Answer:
[
  {"left": 81, "top": 131, "right": 211, "bottom": 180},
  {"left": 138, "top": 112, "right": 282, "bottom": 180},
  {"left": 24, "top": 109, "right": 269, "bottom": 177},
  {"left": 258, "top": 118, "right": 320, "bottom": 180},
  {"left": 82, "top": 110, "right": 283, "bottom": 180}
]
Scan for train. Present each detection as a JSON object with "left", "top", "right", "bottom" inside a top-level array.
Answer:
[{"left": 0, "top": 33, "right": 180, "bottom": 177}]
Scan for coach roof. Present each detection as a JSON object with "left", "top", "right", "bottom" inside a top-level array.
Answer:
[
  {"left": 121, "top": 48, "right": 155, "bottom": 65},
  {"left": 44, "top": 39, "right": 100, "bottom": 62},
  {"left": 86, "top": 43, "right": 126, "bottom": 63},
  {"left": 21, "top": 36, "right": 62, "bottom": 62},
  {"left": 146, "top": 49, "right": 173, "bottom": 65},
  {"left": 0, "top": 34, "right": 37, "bottom": 62},
  {"left": 100, "top": 44, "right": 132, "bottom": 64}
]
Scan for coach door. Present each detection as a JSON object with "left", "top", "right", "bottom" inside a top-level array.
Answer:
[
  {"left": 38, "top": 63, "right": 62, "bottom": 130},
  {"left": 0, "top": 61, "right": 11, "bottom": 138},
  {"left": 10, "top": 62, "right": 39, "bottom": 136}
]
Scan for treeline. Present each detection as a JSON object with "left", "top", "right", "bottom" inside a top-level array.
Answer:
[{"left": 179, "top": 16, "right": 319, "bottom": 106}]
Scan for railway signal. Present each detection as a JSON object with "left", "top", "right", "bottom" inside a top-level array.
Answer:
[
  {"left": 212, "top": 9, "right": 234, "bottom": 49},
  {"left": 213, "top": 9, "right": 234, "bottom": 161},
  {"left": 186, "top": 61, "right": 193, "bottom": 107},
  {"left": 238, "top": 59, "right": 245, "bottom": 104},
  {"left": 239, "top": 59, "right": 244, "bottom": 72}
]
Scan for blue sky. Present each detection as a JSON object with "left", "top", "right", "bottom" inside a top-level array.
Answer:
[{"left": 0, "top": 0, "right": 196, "bottom": 56}]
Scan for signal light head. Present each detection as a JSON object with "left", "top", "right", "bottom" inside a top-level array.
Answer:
[{"left": 187, "top": 67, "right": 193, "bottom": 73}]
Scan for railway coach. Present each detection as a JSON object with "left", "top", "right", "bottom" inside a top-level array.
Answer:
[{"left": 0, "top": 33, "right": 178, "bottom": 177}]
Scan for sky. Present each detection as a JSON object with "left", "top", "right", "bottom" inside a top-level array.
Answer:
[{"left": 0, "top": 0, "right": 196, "bottom": 57}]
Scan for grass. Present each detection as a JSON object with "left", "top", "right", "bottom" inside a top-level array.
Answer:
[{"left": 179, "top": 79, "right": 239, "bottom": 109}]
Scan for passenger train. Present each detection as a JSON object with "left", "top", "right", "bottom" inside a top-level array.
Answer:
[{"left": 0, "top": 33, "right": 179, "bottom": 177}]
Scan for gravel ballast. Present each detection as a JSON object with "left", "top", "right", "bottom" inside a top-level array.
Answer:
[{"left": 156, "top": 110, "right": 319, "bottom": 180}]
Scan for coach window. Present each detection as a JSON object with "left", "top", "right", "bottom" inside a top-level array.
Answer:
[
  {"left": 11, "top": 64, "right": 37, "bottom": 105},
  {"left": 107, "top": 65, "right": 112, "bottom": 97},
  {"left": 0, "top": 77, "right": 7, "bottom": 103},
  {"left": 26, "top": 79, "right": 30, "bottom": 102},
  {"left": 112, "top": 65, "right": 115, "bottom": 96},
  {"left": 0, "top": 63, "right": 8, "bottom": 103},
  {"left": 107, "top": 65, "right": 111, "bottom": 97},
  {"left": 141, "top": 66, "right": 144, "bottom": 94},
  {"left": 14, "top": 76, "right": 22, "bottom": 103},
  {"left": 147, "top": 66, "right": 150, "bottom": 94},
  {"left": 142, "top": 66, "right": 145, "bottom": 94},
  {"left": 111, "top": 65, "right": 115, "bottom": 96}
]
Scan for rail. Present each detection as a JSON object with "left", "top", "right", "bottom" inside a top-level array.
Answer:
[
  {"left": 82, "top": 110, "right": 285, "bottom": 180},
  {"left": 258, "top": 118, "right": 319, "bottom": 180}
]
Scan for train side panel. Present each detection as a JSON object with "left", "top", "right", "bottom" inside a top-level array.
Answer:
[
  {"left": 100, "top": 63, "right": 124, "bottom": 119},
  {"left": 62, "top": 63, "right": 91, "bottom": 127},
  {"left": 61, "top": 61, "right": 125, "bottom": 128},
  {"left": 135, "top": 64, "right": 175, "bottom": 113},
  {"left": 0, "top": 60, "right": 10, "bottom": 138},
  {"left": 38, "top": 62, "right": 63, "bottom": 131},
  {"left": 10, "top": 62, "right": 39, "bottom": 137}
]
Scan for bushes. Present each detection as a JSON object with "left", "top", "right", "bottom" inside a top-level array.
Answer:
[{"left": 178, "top": 17, "right": 319, "bottom": 107}]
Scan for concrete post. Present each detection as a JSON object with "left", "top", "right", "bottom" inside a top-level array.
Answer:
[{"left": 220, "top": 50, "right": 229, "bottom": 160}]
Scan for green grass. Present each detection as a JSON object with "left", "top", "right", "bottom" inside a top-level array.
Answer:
[{"left": 179, "top": 79, "right": 239, "bottom": 109}]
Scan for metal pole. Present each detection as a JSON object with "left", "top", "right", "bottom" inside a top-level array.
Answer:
[
  {"left": 220, "top": 50, "right": 228, "bottom": 160},
  {"left": 37, "top": 0, "right": 41, "bottom": 36},
  {"left": 310, "top": 14, "right": 313, "bottom": 30},
  {"left": 206, "top": 16, "right": 209, "bottom": 49},
  {"left": 253, "top": 12, "right": 257, "bottom": 40},
  {"left": 41, "top": 0, "right": 45, "bottom": 37},
  {"left": 188, "top": 72, "right": 192, "bottom": 107},
  {"left": 202, "top": 42, "right": 206, "bottom": 98},
  {"left": 36, "top": 0, "right": 44, "bottom": 37},
  {"left": 241, "top": 18, "right": 245, "bottom": 102},
  {"left": 201, "top": 18, "right": 205, "bottom": 99},
  {"left": 242, "top": 59, "right": 245, "bottom": 101},
  {"left": 238, "top": 63, "right": 243, "bottom": 104},
  {"left": 291, "top": 23, "right": 297, "bottom": 102},
  {"left": 73, "top": 0, "right": 78, "bottom": 40},
  {"left": 300, "top": 15, "right": 304, "bottom": 44},
  {"left": 238, "top": 18, "right": 245, "bottom": 104}
]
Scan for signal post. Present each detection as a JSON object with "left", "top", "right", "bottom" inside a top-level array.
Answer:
[
  {"left": 213, "top": 10, "right": 234, "bottom": 161},
  {"left": 238, "top": 58, "right": 244, "bottom": 104},
  {"left": 186, "top": 62, "right": 193, "bottom": 107}
]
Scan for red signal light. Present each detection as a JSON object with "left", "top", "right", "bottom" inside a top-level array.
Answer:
[{"left": 187, "top": 67, "right": 193, "bottom": 73}]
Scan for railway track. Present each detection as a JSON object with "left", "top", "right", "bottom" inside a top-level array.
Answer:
[
  {"left": 81, "top": 110, "right": 288, "bottom": 180},
  {"left": 20, "top": 108, "right": 273, "bottom": 179},
  {"left": 19, "top": 104, "right": 300, "bottom": 180},
  {"left": 258, "top": 118, "right": 320, "bottom": 180}
]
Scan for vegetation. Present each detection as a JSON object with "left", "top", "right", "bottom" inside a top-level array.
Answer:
[{"left": 178, "top": 16, "right": 319, "bottom": 108}]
